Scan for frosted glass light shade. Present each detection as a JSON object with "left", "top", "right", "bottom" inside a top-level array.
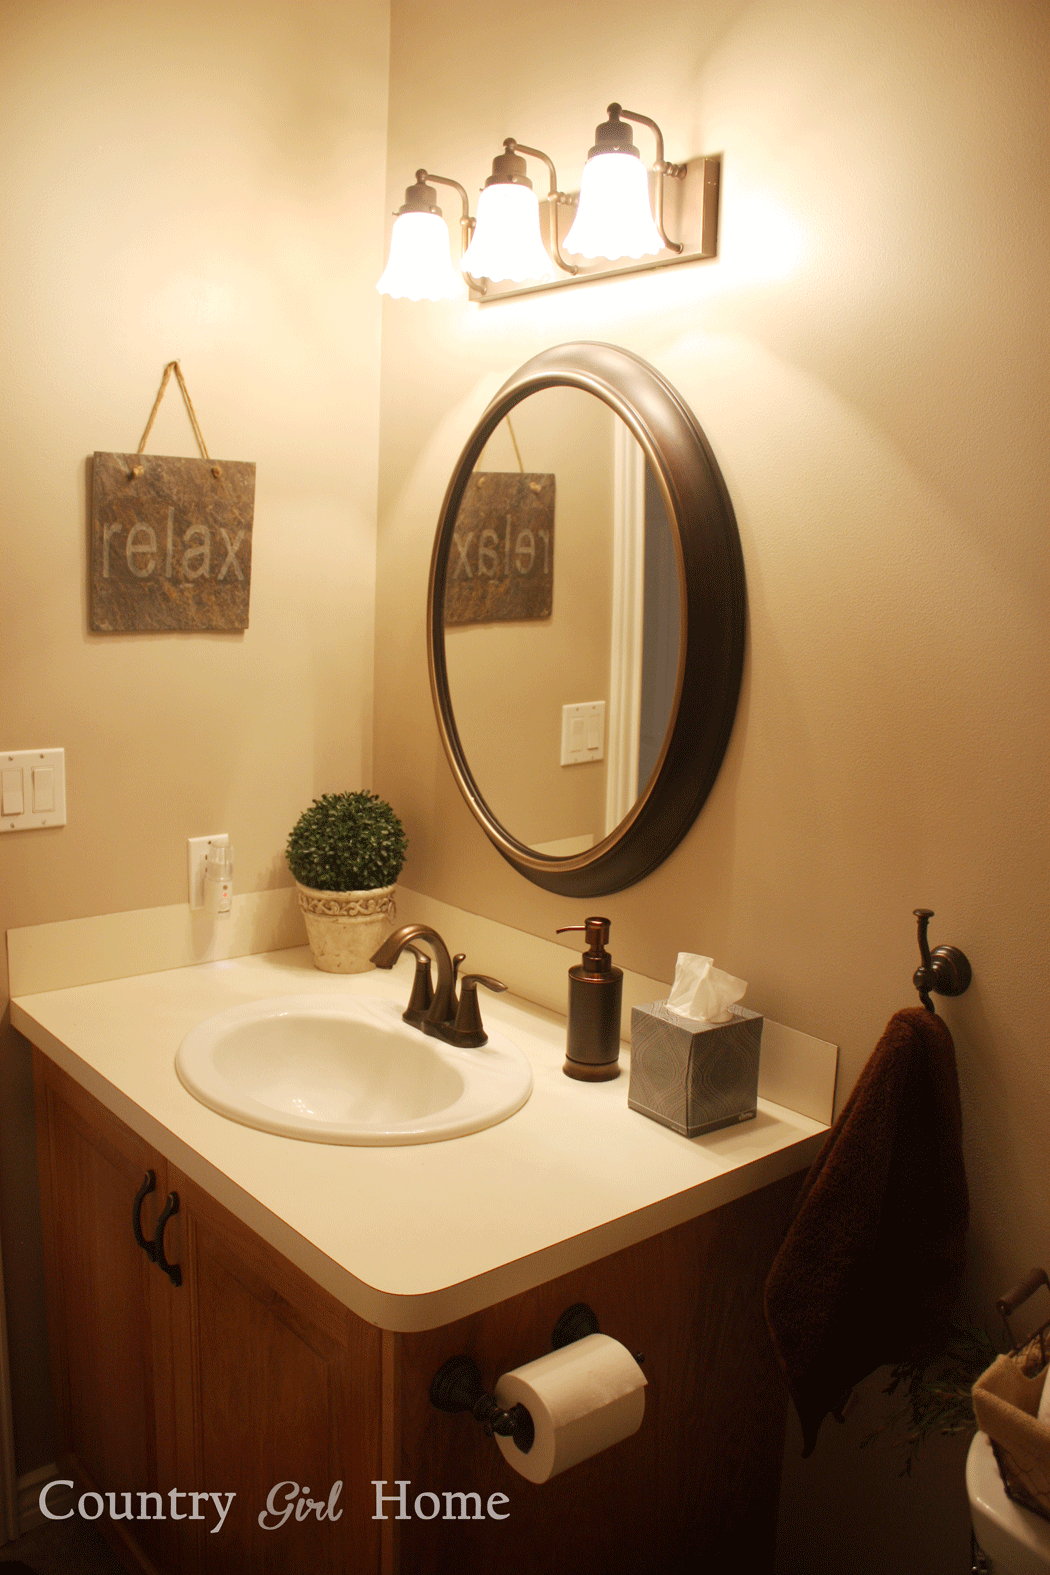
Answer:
[
  {"left": 563, "top": 153, "right": 665, "bottom": 261},
  {"left": 376, "top": 211, "right": 463, "bottom": 301},
  {"left": 459, "top": 183, "right": 554, "bottom": 283}
]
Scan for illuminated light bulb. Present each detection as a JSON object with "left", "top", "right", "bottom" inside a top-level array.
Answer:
[
  {"left": 460, "top": 182, "right": 554, "bottom": 283},
  {"left": 377, "top": 175, "right": 465, "bottom": 302},
  {"left": 563, "top": 152, "right": 664, "bottom": 261},
  {"left": 376, "top": 210, "right": 463, "bottom": 301}
]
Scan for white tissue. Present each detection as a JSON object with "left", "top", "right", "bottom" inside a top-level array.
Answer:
[{"left": 665, "top": 953, "right": 747, "bottom": 1024}]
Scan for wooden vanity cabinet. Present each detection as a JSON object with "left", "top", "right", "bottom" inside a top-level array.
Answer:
[
  {"left": 34, "top": 1055, "right": 177, "bottom": 1573},
  {"left": 34, "top": 1052, "right": 381, "bottom": 1575},
  {"left": 33, "top": 1049, "right": 801, "bottom": 1575},
  {"left": 389, "top": 1173, "right": 801, "bottom": 1575}
]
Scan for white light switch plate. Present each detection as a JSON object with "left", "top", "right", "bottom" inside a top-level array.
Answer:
[
  {"left": 0, "top": 748, "right": 66, "bottom": 832},
  {"left": 188, "top": 833, "right": 229, "bottom": 910},
  {"left": 560, "top": 701, "right": 606, "bottom": 766}
]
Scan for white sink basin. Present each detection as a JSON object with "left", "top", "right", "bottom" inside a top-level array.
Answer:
[{"left": 175, "top": 994, "right": 532, "bottom": 1145}]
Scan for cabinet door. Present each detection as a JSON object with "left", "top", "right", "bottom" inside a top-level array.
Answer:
[
  {"left": 33, "top": 1052, "right": 176, "bottom": 1572},
  {"left": 165, "top": 1167, "right": 382, "bottom": 1575}
]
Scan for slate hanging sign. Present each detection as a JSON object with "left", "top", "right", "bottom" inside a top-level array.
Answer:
[
  {"left": 89, "top": 362, "right": 255, "bottom": 633},
  {"left": 443, "top": 471, "right": 555, "bottom": 628}
]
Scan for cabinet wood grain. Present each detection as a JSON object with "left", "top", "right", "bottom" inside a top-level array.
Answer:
[
  {"left": 34, "top": 1058, "right": 174, "bottom": 1573},
  {"left": 394, "top": 1175, "right": 799, "bottom": 1575},
  {"left": 33, "top": 1050, "right": 800, "bottom": 1575},
  {"left": 33, "top": 1053, "right": 381, "bottom": 1575},
  {"left": 166, "top": 1164, "right": 382, "bottom": 1574}
]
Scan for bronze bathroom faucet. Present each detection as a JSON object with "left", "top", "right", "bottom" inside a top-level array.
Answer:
[{"left": 370, "top": 924, "right": 506, "bottom": 1049}]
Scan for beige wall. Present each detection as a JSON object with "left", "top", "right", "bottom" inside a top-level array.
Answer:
[
  {"left": 0, "top": 0, "right": 390, "bottom": 1471},
  {"left": 2, "top": 0, "right": 1047, "bottom": 1559},
  {"left": 374, "top": 1, "right": 1049, "bottom": 1570},
  {"left": 446, "top": 389, "right": 614, "bottom": 847}
]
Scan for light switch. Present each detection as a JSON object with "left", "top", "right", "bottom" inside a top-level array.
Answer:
[
  {"left": 560, "top": 701, "right": 606, "bottom": 766},
  {"left": 0, "top": 749, "right": 66, "bottom": 831},
  {"left": 32, "top": 766, "right": 55, "bottom": 813},
  {"left": 2, "top": 769, "right": 24, "bottom": 817}
]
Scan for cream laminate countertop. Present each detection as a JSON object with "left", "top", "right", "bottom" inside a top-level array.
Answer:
[{"left": 11, "top": 945, "right": 827, "bottom": 1332}]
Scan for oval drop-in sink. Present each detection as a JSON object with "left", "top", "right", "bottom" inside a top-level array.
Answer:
[{"left": 176, "top": 995, "right": 533, "bottom": 1145}]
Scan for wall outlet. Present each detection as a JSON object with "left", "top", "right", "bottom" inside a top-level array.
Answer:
[{"left": 188, "top": 834, "right": 229, "bottom": 910}]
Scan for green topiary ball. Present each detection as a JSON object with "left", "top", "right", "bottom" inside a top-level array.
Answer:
[{"left": 285, "top": 791, "right": 407, "bottom": 893}]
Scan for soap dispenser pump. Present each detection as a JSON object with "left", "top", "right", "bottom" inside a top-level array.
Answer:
[{"left": 556, "top": 917, "right": 623, "bottom": 1081}]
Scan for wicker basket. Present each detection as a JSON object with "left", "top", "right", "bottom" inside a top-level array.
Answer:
[{"left": 972, "top": 1268, "right": 1050, "bottom": 1523}]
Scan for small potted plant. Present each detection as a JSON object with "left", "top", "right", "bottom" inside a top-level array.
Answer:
[{"left": 285, "top": 790, "right": 408, "bottom": 973}]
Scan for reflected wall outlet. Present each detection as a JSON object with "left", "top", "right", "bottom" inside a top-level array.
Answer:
[
  {"left": 188, "top": 833, "right": 228, "bottom": 910},
  {"left": 560, "top": 702, "right": 605, "bottom": 766},
  {"left": 0, "top": 748, "right": 66, "bottom": 831}
]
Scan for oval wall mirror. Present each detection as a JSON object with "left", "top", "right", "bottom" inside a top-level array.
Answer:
[{"left": 427, "top": 342, "right": 745, "bottom": 897}]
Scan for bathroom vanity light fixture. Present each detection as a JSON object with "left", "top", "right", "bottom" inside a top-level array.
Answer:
[
  {"left": 461, "top": 140, "right": 577, "bottom": 284},
  {"left": 564, "top": 104, "right": 678, "bottom": 261},
  {"left": 377, "top": 103, "right": 720, "bottom": 304},
  {"left": 376, "top": 171, "right": 485, "bottom": 300}
]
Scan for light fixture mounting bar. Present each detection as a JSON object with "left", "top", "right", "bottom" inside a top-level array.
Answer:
[{"left": 468, "top": 154, "right": 720, "bottom": 304}]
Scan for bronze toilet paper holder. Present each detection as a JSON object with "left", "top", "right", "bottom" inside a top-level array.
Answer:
[{"left": 429, "top": 1302, "right": 643, "bottom": 1454}]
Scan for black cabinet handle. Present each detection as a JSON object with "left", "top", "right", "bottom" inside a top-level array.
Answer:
[
  {"left": 132, "top": 1171, "right": 157, "bottom": 1261},
  {"left": 153, "top": 1192, "right": 182, "bottom": 1287}
]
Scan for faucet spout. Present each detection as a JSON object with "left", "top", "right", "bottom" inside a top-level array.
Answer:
[{"left": 371, "top": 925, "right": 458, "bottom": 1029}]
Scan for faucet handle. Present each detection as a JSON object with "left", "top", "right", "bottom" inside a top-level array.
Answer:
[
  {"left": 445, "top": 952, "right": 467, "bottom": 1019},
  {"left": 402, "top": 944, "right": 434, "bottom": 1025},
  {"left": 464, "top": 973, "right": 505, "bottom": 993},
  {"left": 452, "top": 975, "right": 507, "bottom": 1048}
]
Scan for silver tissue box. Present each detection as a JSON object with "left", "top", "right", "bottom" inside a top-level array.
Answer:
[{"left": 628, "top": 1001, "right": 763, "bottom": 1137}]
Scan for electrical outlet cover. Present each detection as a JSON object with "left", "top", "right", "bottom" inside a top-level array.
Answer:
[{"left": 188, "top": 834, "right": 229, "bottom": 909}]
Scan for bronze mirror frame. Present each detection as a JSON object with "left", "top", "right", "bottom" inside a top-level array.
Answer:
[{"left": 427, "top": 342, "right": 745, "bottom": 897}]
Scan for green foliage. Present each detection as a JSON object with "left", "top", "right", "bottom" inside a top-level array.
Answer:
[
  {"left": 285, "top": 791, "right": 407, "bottom": 893},
  {"left": 861, "top": 1321, "right": 1003, "bottom": 1476}
]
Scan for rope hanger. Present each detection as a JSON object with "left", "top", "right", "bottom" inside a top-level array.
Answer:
[
  {"left": 130, "top": 361, "right": 220, "bottom": 478},
  {"left": 477, "top": 415, "right": 543, "bottom": 493}
]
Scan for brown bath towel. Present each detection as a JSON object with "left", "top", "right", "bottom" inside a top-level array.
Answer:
[{"left": 764, "top": 1006, "right": 969, "bottom": 1456}]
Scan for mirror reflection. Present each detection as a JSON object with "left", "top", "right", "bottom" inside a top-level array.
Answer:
[{"left": 442, "top": 386, "right": 681, "bottom": 857}]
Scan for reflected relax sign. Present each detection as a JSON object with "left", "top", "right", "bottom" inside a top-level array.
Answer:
[{"left": 444, "top": 472, "right": 554, "bottom": 627}]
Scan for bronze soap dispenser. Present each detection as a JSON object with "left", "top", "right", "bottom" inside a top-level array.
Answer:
[{"left": 556, "top": 917, "right": 624, "bottom": 1081}]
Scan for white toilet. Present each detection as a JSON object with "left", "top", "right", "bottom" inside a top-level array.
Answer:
[{"left": 968, "top": 1430, "right": 1050, "bottom": 1574}]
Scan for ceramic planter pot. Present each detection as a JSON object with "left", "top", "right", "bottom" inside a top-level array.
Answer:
[{"left": 294, "top": 882, "right": 397, "bottom": 974}]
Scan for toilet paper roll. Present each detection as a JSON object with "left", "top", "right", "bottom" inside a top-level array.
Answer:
[{"left": 493, "top": 1332, "right": 647, "bottom": 1484}]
